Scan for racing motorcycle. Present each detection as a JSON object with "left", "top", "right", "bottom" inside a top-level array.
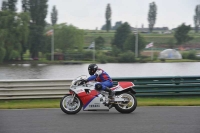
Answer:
[{"left": 60, "top": 75, "right": 137, "bottom": 114}]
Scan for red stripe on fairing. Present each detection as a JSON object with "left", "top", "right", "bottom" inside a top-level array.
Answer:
[
  {"left": 119, "top": 82, "right": 134, "bottom": 89},
  {"left": 111, "top": 82, "right": 134, "bottom": 90},
  {"left": 77, "top": 90, "right": 98, "bottom": 106},
  {"left": 111, "top": 86, "right": 118, "bottom": 90}
]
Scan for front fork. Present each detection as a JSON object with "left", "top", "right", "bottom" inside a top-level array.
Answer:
[
  {"left": 69, "top": 91, "right": 76, "bottom": 103},
  {"left": 72, "top": 93, "right": 77, "bottom": 102}
]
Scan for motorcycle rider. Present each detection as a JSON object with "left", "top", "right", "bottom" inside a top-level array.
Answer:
[{"left": 84, "top": 64, "right": 114, "bottom": 98}]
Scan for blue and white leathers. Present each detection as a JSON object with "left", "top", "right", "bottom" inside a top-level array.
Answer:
[{"left": 87, "top": 68, "right": 113, "bottom": 90}]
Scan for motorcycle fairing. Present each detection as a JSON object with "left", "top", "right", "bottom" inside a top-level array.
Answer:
[
  {"left": 77, "top": 90, "right": 98, "bottom": 106},
  {"left": 111, "top": 82, "right": 134, "bottom": 91},
  {"left": 83, "top": 95, "right": 109, "bottom": 111},
  {"left": 71, "top": 81, "right": 134, "bottom": 111},
  {"left": 77, "top": 91, "right": 108, "bottom": 110}
]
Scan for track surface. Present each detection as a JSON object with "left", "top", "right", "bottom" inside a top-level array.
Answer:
[{"left": 0, "top": 107, "right": 200, "bottom": 133}]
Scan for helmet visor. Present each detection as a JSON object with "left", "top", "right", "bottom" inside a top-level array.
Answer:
[{"left": 88, "top": 69, "right": 94, "bottom": 75}]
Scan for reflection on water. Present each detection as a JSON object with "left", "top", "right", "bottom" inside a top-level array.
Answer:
[{"left": 0, "top": 62, "right": 200, "bottom": 80}]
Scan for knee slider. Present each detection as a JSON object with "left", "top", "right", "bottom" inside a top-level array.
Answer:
[{"left": 95, "top": 83, "right": 102, "bottom": 91}]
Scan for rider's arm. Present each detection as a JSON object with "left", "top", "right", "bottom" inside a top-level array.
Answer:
[
  {"left": 87, "top": 75, "right": 97, "bottom": 81},
  {"left": 87, "top": 69, "right": 103, "bottom": 81}
]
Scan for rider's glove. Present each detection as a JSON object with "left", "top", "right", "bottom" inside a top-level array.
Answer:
[
  {"left": 83, "top": 79, "right": 88, "bottom": 83},
  {"left": 80, "top": 79, "right": 87, "bottom": 84}
]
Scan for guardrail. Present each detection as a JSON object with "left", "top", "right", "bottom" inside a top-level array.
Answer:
[
  {"left": 0, "top": 76, "right": 200, "bottom": 100},
  {"left": 113, "top": 76, "right": 200, "bottom": 96},
  {"left": 0, "top": 79, "right": 71, "bottom": 100}
]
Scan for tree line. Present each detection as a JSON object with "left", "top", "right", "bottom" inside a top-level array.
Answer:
[
  {"left": 0, "top": 0, "right": 49, "bottom": 62},
  {"left": 0, "top": 0, "right": 85, "bottom": 63},
  {"left": 103, "top": 2, "right": 200, "bottom": 33},
  {"left": 0, "top": 1, "right": 199, "bottom": 63}
]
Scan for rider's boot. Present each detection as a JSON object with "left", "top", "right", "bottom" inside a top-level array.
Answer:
[{"left": 104, "top": 87, "right": 115, "bottom": 99}]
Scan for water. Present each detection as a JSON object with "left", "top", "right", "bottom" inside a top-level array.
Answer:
[{"left": 0, "top": 62, "right": 200, "bottom": 80}]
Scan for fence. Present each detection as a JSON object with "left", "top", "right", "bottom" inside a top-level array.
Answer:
[
  {"left": 0, "top": 79, "right": 71, "bottom": 100},
  {"left": 0, "top": 76, "right": 200, "bottom": 100},
  {"left": 113, "top": 76, "right": 200, "bottom": 96}
]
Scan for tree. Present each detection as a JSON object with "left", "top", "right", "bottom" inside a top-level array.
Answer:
[
  {"left": 51, "top": 5, "right": 58, "bottom": 25},
  {"left": 18, "top": 12, "right": 30, "bottom": 60},
  {"left": 105, "top": 3, "right": 111, "bottom": 32},
  {"left": 0, "top": 10, "right": 7, "bottom": 62},
  {"left": 95, "top": 36, "right": 105, "bottom": 50},
  {"left": 148, "top": 2, "right": 157, "bottom": 33},
  {"left": 123, "top": 34, "right": 146, "bottom": 55},
  {"left": 112, "top": 22, "right": 131, "bottom": 50},
  {"left": 112, "top": 21, "right": 122, "bottom": 30},
  {"left": 194, "top": 5, "right": 200, "bottom": 33},
  {"left": 7, "top": 0, "right": 18, "bottom": 12},
  {"left": 29, "top": 0, "right": 48, "bottom": 59},
  {"left": 0, "top": 11, "right": 30, "bottom": 62},
  {"left": 0, "top": 11, "right": 19, "bottom": 61},
  {"left": 22, "top": 0, "right": 29, "bottom": 12},
  {"left": 174, "top": 23, "right": 193, "bottom": 45},
  {"left": 101, "top": 24, "right": 106, "bottom": 30},
  {"left": 1, "top": 1, "right": 8, "bottom": 10},
  {"left": 45, "top": 24, "right": 84, "bottom": 52}
]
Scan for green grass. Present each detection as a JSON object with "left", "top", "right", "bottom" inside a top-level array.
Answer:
[
  {"left": 84, "top": 31, "right": 200, "bottom": 46},
  {"left": 0, "top": 99, "right": 60, "bottom": 109},
  {"left": 1, "top": 97, "right": 200, "bottom": 109}
]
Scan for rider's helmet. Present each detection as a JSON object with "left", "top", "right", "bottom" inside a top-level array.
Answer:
[{"left": 88, "top": 64, "right": 98, "bottom": 75}]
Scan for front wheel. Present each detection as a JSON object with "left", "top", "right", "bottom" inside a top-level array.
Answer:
[
  {"left": 114, "top": 92, "right": 137, "bottom": 113},
  {"left": 60, "top": 94, "right": 82, "bottom": 114}
]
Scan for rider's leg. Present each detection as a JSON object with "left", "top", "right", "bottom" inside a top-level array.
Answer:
[
  {"left": 95, "top": 82, "right": 114, "bottom": 98},
  {"left": 101, "top": 81, "right": 114, "bottom": 99},
  {"left": 104, "top": 87, "right": 115, "bottom": 99}
]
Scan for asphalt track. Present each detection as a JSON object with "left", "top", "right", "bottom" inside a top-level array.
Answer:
[{"left": 0, "top": 107, "right": 200, "bottom": 133}]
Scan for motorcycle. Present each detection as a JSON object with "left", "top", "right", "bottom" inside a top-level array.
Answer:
[{"left": 60, "top": 75, "right": 137, "bottom": 114}]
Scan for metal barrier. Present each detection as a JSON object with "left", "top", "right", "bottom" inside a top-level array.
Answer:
[
  {"left": 0, "top": 79, "right": 71, "bottom": 100},
  {"left": 113, "top": 76, "right": 200, "bottom": 96},
  {"left": 0, "top": 76, "right": 200, "bottom": 100}
]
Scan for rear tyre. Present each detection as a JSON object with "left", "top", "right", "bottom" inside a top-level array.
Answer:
[
  {"left": 114, "top": 92, "right": 137, "bottom": 113},
  {"left": 60, "top": 94, "right": 82, "bottom": 114}
]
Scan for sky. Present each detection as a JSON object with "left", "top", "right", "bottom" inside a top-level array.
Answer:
[{"left": 0, "top": 0, "right": 200, "bottom": 30}]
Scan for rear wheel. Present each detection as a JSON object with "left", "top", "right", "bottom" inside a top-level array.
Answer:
[
  {"left": 114, "top": 92, "right": 137, "bottom": 113},
  {"left": 60, "top": 94, "right": 82, "bottom": 114}
]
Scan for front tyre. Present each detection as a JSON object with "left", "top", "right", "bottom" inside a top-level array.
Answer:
[
  {"left": 60, "top": 94, "right": 82, "bottom": 114},
  {"left": 115, "top": 92, "right": 137, "bottom": 113}
]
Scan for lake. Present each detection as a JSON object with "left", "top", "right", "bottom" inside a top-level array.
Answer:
[{"left": 0, "top": 62, "right": 200, "bottom": 80}]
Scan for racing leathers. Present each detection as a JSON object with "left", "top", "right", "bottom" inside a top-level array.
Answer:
[{"left": 87, "top": 68, "right": 113, "bottom": 95}]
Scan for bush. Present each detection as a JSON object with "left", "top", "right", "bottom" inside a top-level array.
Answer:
[
  {"left": 181, "top": 52, "right": 188, "bottom": 59},
  {"left": 139, "top": 55, "right": 149, "bottom": 63},
  {"left": 82, "top": 51, "right": 93, "bottom": 60},
  {"left": 118, "top": 51, "right": 135, "bottom": 63},
  {"left": 97, "top": 53, "right": 107, "bottom": 63},
  {"left": 160, "top": 58, "right": 166, "bottom": 62},
  {"left": 0, "top": 47, "right": 6, "bottom": 63},
  {"left": 187, "top": 51, "right": 196, "bottom": 60},
  {"left": 10, "top": 50, "right": 20, "bottom": 60},
  {"left": 181, "top": 51, "right": 197, "bottom": 60},
  {"left": 106, "top": 56, "right": 118, "bottom": 63},
  {"left": 46, "top": 53, "right": 52, "bottom": 60}
]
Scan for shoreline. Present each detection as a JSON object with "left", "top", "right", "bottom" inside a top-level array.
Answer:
[{"left": 0, "top": 59, "right": 199, "bottom": 65}]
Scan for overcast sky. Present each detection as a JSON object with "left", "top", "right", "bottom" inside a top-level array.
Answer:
[{"left": 0, "top": 0, "right": 200, "bottom": 30}]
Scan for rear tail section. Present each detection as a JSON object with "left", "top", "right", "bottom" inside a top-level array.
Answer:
[{"left": 112, "top": 82, "right": 136, "bottom": 95}]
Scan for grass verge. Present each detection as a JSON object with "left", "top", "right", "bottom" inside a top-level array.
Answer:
[{"left": 0, "top": 97, "right": 200, "bottom": 109}]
